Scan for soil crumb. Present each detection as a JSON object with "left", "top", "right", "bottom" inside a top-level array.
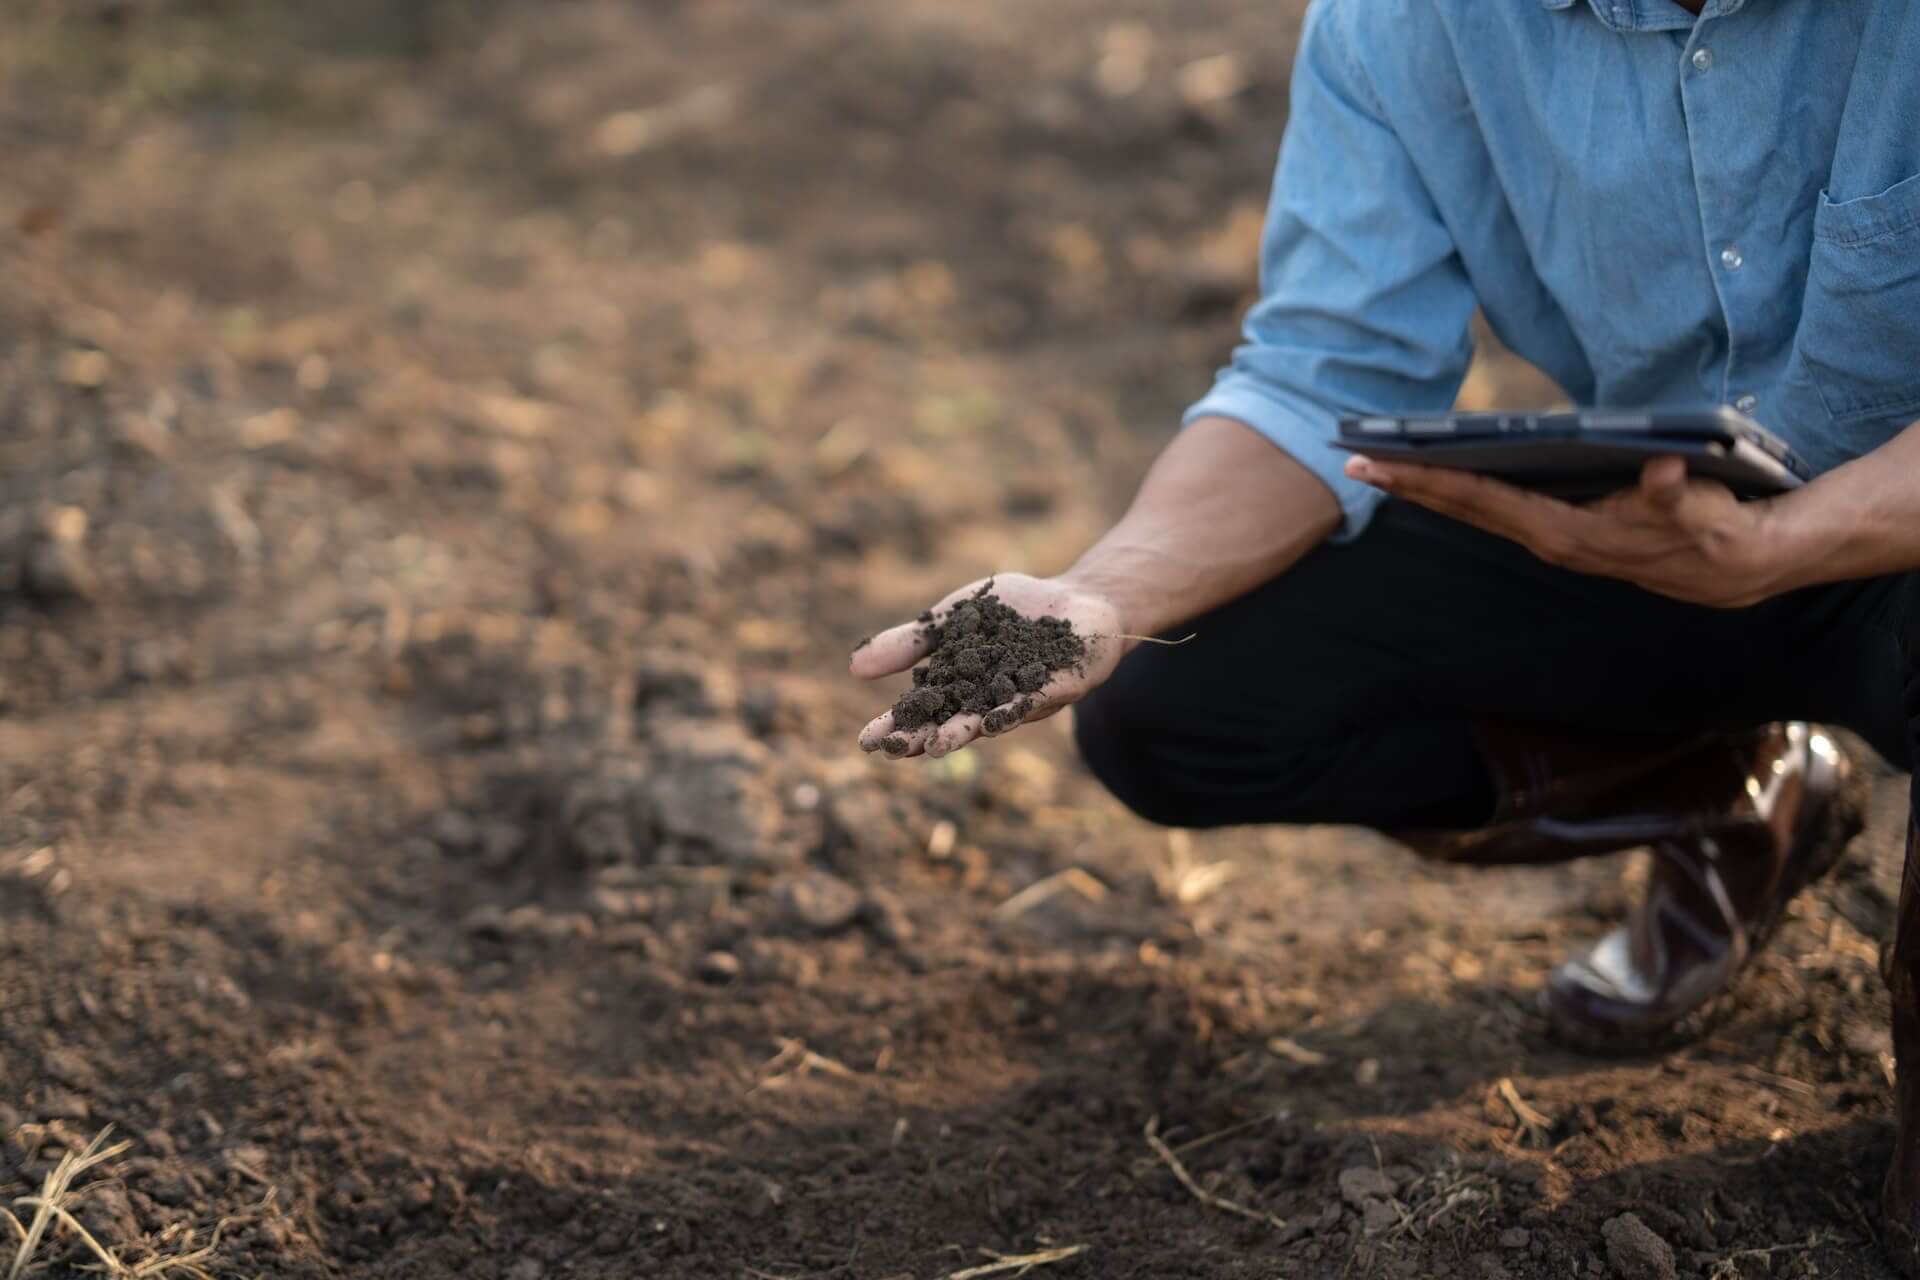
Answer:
[{"left": 890, "top": 583, "right": 1085, "bottom": 731}]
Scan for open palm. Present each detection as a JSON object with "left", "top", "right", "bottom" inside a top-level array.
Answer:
[{"left": 851, "top": 573, "right": 1125, "bottom": 759}]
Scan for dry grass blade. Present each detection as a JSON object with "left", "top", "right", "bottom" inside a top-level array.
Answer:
[
  {"left": 1266, "top": 1036, "right": 1330, "bottom": 1067},
  {"left": 992, "top": 868, "right": 1107, "bottom": 920},
  {"left": 1142, "top": 1116, "right": 1287, "bottom": 1231},
  {"left": 3, "top": 1125, "right": 242, "bottom": 1280},
  {"left": 942, "top": 1243, "right": 1088, "bottom": 1279},
  {"left": 750, "top": 1037, "right": 864, "bottom": 1092},
  {"left": 6, "top": 1126, "right": 134, "bottom": 1280},
  {"left": 1703, "top": 1232, "right": 1829, "bottom": 1280},
  {"left": 1494, "top": 1078, "right": 1553, "bottom": 1149}
]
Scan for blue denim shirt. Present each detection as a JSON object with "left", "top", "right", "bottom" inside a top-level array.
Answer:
[{"left": 1188, "top": 0, "right": 1920, "bottom": 539}]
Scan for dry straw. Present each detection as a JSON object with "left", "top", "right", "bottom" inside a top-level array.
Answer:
[{"left": 3, "top": 1126, "right": 234, "bottom": 1279}]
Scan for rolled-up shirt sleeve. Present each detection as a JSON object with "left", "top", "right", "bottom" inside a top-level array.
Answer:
[{"left": 1185, "top": 0, "right": 1476, "bottom": 540}]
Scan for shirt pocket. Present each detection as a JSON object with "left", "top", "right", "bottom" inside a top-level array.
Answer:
[{"left": 1799, "top": 170, "right": 1920, "bottom": 427}]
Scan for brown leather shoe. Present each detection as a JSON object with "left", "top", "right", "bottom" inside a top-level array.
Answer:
[
  {"left": 1883, "top": 820, "right": 1920, "bottom": 1276},
  {"left": 1397, "top": 722, "right": 1866, "bottom": 1052},
  {"left": 1543, "top": 723, "right": 1864, "bottom": 1050}
]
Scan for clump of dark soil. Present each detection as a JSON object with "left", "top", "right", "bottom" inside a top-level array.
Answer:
[{"left": 889, "top": 582, "right": 1086, "bottom": 735}]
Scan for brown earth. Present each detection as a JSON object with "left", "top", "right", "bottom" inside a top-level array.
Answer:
[{"left": 0, "top": 3, "right": 1909, "bottom": 1278}]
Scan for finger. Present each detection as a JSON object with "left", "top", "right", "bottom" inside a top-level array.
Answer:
[
  {"left": 849, "top": 581, "right": 985, "bottom": 678},
  {"left": 979, "top": 700, "right": 1030, "bottom": 737},
  {"left": 858, "top": 711, "right": 897, "bottom": 752},
  {"left": 926, "top": 713, "right": 984, "bottom": 758},
  {"left": 1639, "top": 456, "right": 1688, "bottom": 508},
  {"left": 980, "top": 672, "right": 1080, "bottom": 737},
  {"left": 850, "top": 621, "right": 939, "bottom": 679},
  {"left": 1365, "top": 460, "right": 1581, "bottom": 545},
  {"left": 878, "top": 723, "right": 939, "bottom": 760}
]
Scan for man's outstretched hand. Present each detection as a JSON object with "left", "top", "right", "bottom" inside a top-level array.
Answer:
[{"left": 851, "top": 573, "right": 1127, "bottom": 759}]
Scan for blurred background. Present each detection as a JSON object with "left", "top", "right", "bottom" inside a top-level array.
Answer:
[{"left": 0, "top": 3, "right": 1906, "bottom": 1278}]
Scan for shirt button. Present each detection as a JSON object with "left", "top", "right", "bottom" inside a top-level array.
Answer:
[
  {"left": 1720, "top": 246, "right": 1744, "bottom": 270},
  {"left": 1691, "top": 48, "right": 1714, "bottom": 72},
  {"left": 1734, "top": 394, "right": 1759, "bottom": 414}
]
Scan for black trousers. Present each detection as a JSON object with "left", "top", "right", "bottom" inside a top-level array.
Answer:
[{"left": 1073, "top": 501, "right": 1918, "bottom": 832}]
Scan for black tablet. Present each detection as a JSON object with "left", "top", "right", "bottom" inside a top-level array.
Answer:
[{"left": 1335, "top": 408, "right": 1809, "bottom": 500}]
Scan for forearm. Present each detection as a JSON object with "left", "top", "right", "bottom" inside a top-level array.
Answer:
[
  {"left": 1060, "top": 415, "right": 1341, "bottom": 637},
  {"left": 1770, "top": 418, "right": 1920, "bottom": 590}
]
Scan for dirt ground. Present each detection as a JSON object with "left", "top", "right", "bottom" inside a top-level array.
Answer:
[{"left": 1, "top": 3, "right": 1913, "bottom": 1277}]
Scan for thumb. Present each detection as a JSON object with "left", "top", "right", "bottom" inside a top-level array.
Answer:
[{"left": 1640, "top": 456, "right": 1688, "bottom": 509}]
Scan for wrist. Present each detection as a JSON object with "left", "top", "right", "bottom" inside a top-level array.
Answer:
[
  {"left": 1751, "top": 482, "right": 1848, "bottom": 595},
  {"left": 1058, "top": 549, "right": 1161, "bottom": 649}
]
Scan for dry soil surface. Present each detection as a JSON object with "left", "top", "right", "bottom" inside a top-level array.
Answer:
[{"left": 0, "top": 3, "right": 1909, "bottom": 1278}]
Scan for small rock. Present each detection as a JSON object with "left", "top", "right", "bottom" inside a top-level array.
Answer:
[
  {"left": 430, "top": 810, "right": 480, "bottom": 851},
  {"left": 464, "top": 905, "right": 510, "bottom": 939},
  {"left": 44, "top": 1048, "right": 97, "bottom": 1090},
  {"left": 112, "top": 409, "right": 174, "bottom": 459},
  {"left": 0, "top": 1101, "right": 20, "bottom": 1135},
  {"left": 25, "top": 508, "right": 96, "bottom": 600},
  {"left": 534, "top": 911, "right": 595, "bottom": 942},
  {"left": 479, "top": 820, "right": 525, "bottom": 868},
  {"left": 501, "top": 904, "right": 552, "bottom": 938},
  {"left": 126, "top": 638, "right": 172, "bottom": 682},
  {"left": 1470, "top": 1253, "right": 1514, "bottom": 1280},
  {"left": 590, "top": 886, "right": 652, "bottom": 919},
  {"left": 60, "top": 349, "right": 111, "bottom": 389},
  {"left": 74, "top": 1182, "right": 139, "bottom": 1240},
  {"left": 561, "top": 758, "right": 656, "bottom": 865},
  {"left": 648, "top": 720, "right": 787, "bottom": 867},
  {"left": 143, "top": 1167, "right": 199, "bottom": 1206},
  {"left": 222, "top": 1145, "right": 269, "bottom": 1179},
  {"left": 1602, "top": 1213, "right": 1677, "bottom": 1280},
  {"left": 506, "top": 1258, "right": 544, "bottom": 1280},
  {"left": 1360, "top": 1198, "right": 1398, "bottom": 1235},
  {"left": 739, "top": 686, "right": 780, "bottom": 737},
  {"left": 861, "top": 887, "right": 915, "bottom": 944},
  {"left": 1338, "top": 1166, "right": 1397, "bottom": 1206},
  {"left": 1503, "top": 1161, "right": 1545, "bottom": 1186},
  {"left": 822, "top": 786, "right": 909, "bottom": 860},
  {"left": 1500, "top": 1227, "right": 1530, "bottom": 1250},
  {"left": 696, "top": 950, "right": 740, "bottom": 983},
  {"left": 774, "top": 870, "right": 862, "bottom": 933},
  {"left": 1314, "top": 1201, "right": 1345, "bottom": 1231},
  {"left": 598, "top": 923, "right": 661, "bottom": 955},
  {"left": 41, "top": 1089, "right": 91, "bottom": 1122},
  {"left": 570, "top": 807, "right": 641, "bottom": 864},
  {"left": 460, "top": 712, "right": 504, "bottom": 745}
]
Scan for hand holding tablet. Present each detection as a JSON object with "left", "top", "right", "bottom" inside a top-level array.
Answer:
[{"left": 1336, "top": 408, "right": 1808, "bottom": 502}]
